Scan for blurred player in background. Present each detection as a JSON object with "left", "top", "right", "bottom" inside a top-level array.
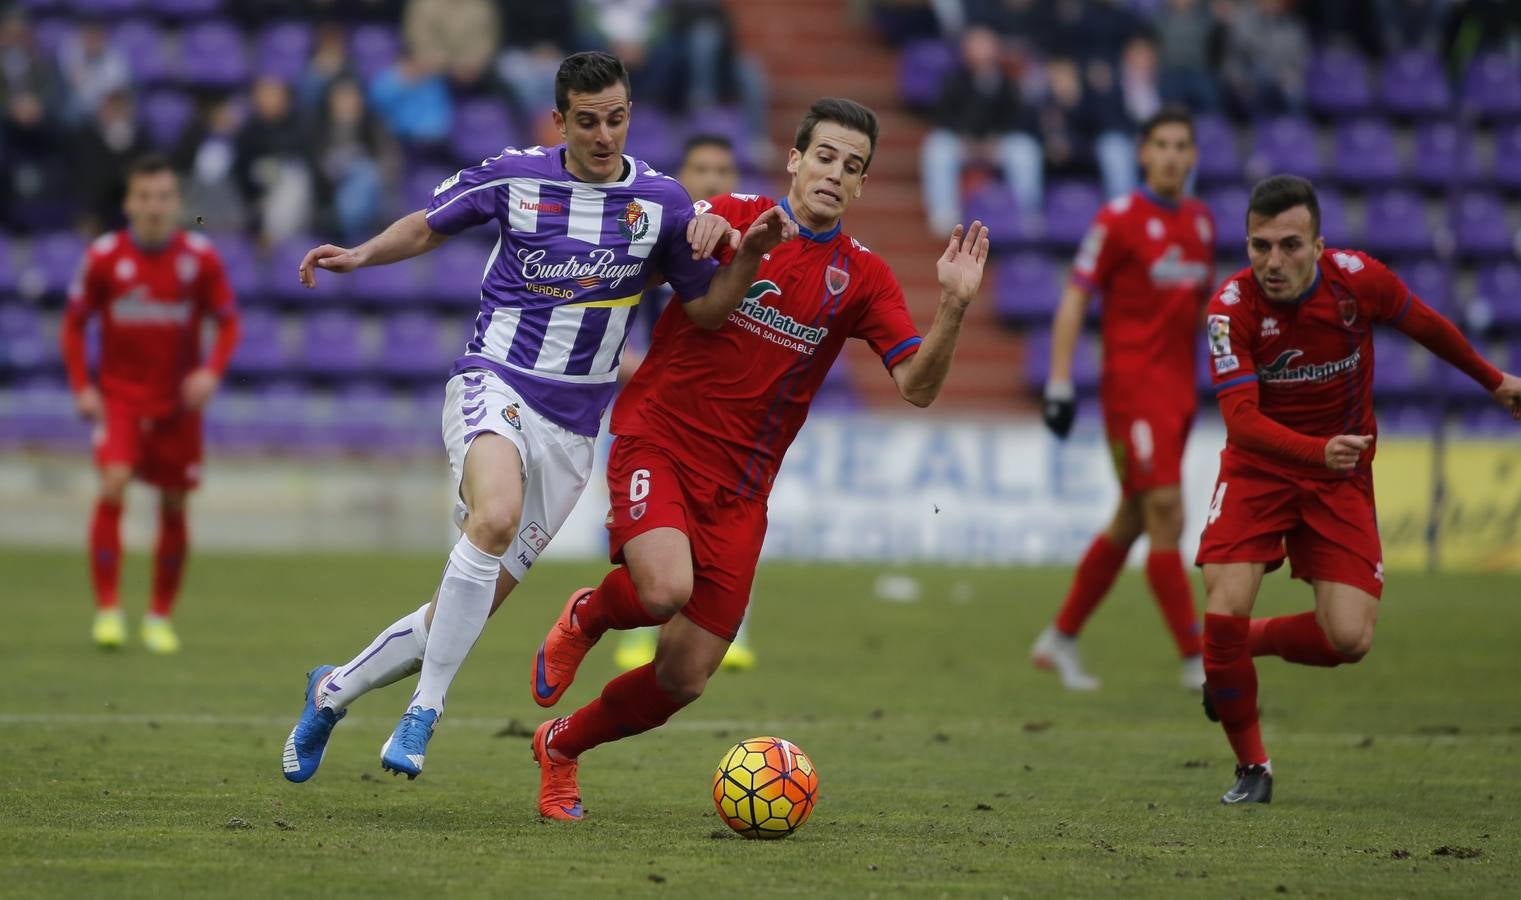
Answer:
[
  {"left": 527, "top": 98, "right": 990, "bottom": 821},
  {"left": 62, "top": 154, "right": 241, "bottom": 654},
  {"left": 614, "top": 133, "right": 759, "bottom": 673},
  {"left": 281, "top": 52, "right": 788, "bottom": 784},
  {"left": 1033, "top": 109, "right": 1214, "bottom": 691},
  {"left": 1198, "top": 175, "right": 1521, "bottom": 804}
]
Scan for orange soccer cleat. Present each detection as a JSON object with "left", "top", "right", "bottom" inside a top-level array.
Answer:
[
  {"left": 530, "top": 588, "right": 598, "bottom": 708},
  {"left": 532, "top": 718, "right": 584, "bottom": 821}
]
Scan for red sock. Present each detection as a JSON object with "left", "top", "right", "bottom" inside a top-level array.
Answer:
[
  {"left": 1145, "top": 550, "right": 1202, "bottom": 657},
  {"left": 1203, "top": 613, "right": 1267, "bottom": 766},
  {"left": 1053, "top": 535, "right": 1129, "bottom": 636},
  {"left": 576, "top": 566, "right": 666, "bottom": 639},
  {"left": 89, "top": 499, "right": 122, "bottom": 611},
  {"left": 150, "top": 506, "right": 188, "bottom": 617},
  {"left": 1249, "top": 612, "right": 1345, "bottom": 667},
  {"left": 549, "top": 663, "right": 689, "bottom": 759}
]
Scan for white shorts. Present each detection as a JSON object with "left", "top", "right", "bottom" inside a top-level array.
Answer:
[{"left": 441, "top": 369, "right": 596, "bottom": 582}]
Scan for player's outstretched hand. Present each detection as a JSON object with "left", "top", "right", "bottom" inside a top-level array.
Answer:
[
  {"left": 73, "top": 385, "right": 101, "bottom": 421},
  {"left": 1492, "top": 372, "right": 1521, "bottom": 421},
  {"left": 181, "top": 367, "right": 220, "bottom": 411},
  {"left": 937, "top": 220, "right": 991, "bottom": 309},
  {"left": 1324, "top": 434, "right": 1373, "bottom": 472},
  {"left": 298, "top": 244, "right": 362, "bottom": 288},
  {"left": 737, "top": 205, "right": 800, "bottom": 257},
  {"left": 686, "top": 212, "right": 738, "bottom": 260}
]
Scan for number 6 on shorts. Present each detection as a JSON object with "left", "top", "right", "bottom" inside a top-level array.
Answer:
[{"left": 630, "top": 468, "right": 651, "bottom": 502}]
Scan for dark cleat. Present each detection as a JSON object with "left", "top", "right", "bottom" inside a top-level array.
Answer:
[{"left": 1221, "top": 764, "right": 1272, "bottom": 804}]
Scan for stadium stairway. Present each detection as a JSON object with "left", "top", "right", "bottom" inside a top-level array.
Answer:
[{"left": 728, "top": 0, "right": 1030, "bottom": 413}]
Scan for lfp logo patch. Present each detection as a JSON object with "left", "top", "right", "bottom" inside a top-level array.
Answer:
[{"left": 618, "top": 201, "right": 650, "bottom": 241}]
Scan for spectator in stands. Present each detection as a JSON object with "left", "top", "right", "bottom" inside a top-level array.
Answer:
[
  {"left": 57, "top": 17, "right": 131, "bottom": 124},
  {"left": 1035, "top": 55, "right": 1135, "bottom": 199},
  {"left": 175, "top": 97, "right": 248, "bottom": 235},
  {"left": 578, "top": 0, "right": 669, "bottom": 98},
  {"left": 313, "top": 76, "right": 395, "bottom": 243},
  {"left": 73, "top": 89, "right": 151, "bottom": 234},
  {"left": 1219, "top": 0, "right": 1309, "bottom": 117},
  {"left": 1154, "top": 0, "right": 1222, "bottom": 112},
  {"left": 0, "top": 8, "right": 67, "bottom": 120},
  {"left": 920, "top": 25, "right": 1043, "bottom": 231},
  {"left": 1119, "top": 34, "right": 1163, "bottom": 125},
  {"left": 403, "top": 0, "right": 502, "bottom": 96},
  {"left": 0, "top": 9, "right": 74, "bottom": 228},
  {"left": 1444, "top": 0, "right": 1521, "bottom": 71},
  {"left": 495, "top": 0, "right": 576, "bottom": 114},
  {"left": 1375, "top": 0, "right": 1447, "bottom": 54},
  {"left": 298, "top": 22, "right": 357, "bottom": 111},
  {"left": 1081, "top": 55, "right": 1141, "bottom": 198},
  {"left": 368, "top": 52, "right": 453, "bottom": 148},
  {"left": 235, "top": 76, "right": 316, "bottom": 242},
  {"left": 645, "top": 1, "right": 770, "bottom": 152}
]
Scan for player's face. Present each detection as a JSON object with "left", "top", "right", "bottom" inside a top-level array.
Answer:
[
  {"left": 1247, "top": 206, "right": 1325, "bottom": 302},
  {"left": 1138, "top": 122, "right": 1195, "bottom": 197},
  {"left": 677, "top": 144, "right": 738, "bottom": 201},
  {"left": 786, "top": 122, "right": 871, "bottom": 229},
  {"left": 554, "top": 86, "right": 631, "bottom": 183},
  {"left": 123, "top": 171, "right": 181, "bottom": 245}
]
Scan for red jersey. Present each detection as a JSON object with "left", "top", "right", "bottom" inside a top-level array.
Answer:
[
  {"left": 1071, "top": 188, "right": 1215, "bottom": 414},
  {"left": 62, "top": 229, "right": 239, "bottom": 416},
  {"left": 612, "top": 193, "right": 922, "bottom": 499}
]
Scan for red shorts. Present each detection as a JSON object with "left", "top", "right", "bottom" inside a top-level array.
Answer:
[
  {"left": 94, "top": 402, "right": 203, "bottom": 490},
  {"left": 1103, "top": 405, "right": 1191, "bottom": 498},
  {"left": 605, "top": 435, "right": 765, "bottom": 642},
  {"left": 1195, "top": 452, "right": 1384, "bottom": 598}
]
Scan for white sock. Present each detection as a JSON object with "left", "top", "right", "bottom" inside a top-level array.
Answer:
[
  {"left": 411, "top": 536, "right": 501, "bottom": 715},
  {"left": 320, "top": 603, "right": 430, "bottom": 712}
]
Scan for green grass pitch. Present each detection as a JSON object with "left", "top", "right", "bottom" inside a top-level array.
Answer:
[{"left": 4, "top": 548, "right": 1517, "bottom": 897}]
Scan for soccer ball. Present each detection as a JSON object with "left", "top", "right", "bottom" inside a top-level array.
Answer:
[{"left": 712, "top": 736, "right": 819, "bottom": 839}]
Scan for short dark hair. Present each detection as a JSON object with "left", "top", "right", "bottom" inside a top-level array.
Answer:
[
  {"left": 554, "top": 51, "right": 631, "bottom": 114},
  {"left": 126, "top": 153, "right": 175, "bottom": 183},
  {"left": 1248, "top": 174, "right": 1321, "bottom": 237},
  {"left": 793, "top": 98, "right": 879, "bottom": 172},
  {"left": 1139, "top": 106, "right": 1194, "bottom": 143},
  {"left": 682, "top": 134, "right": 734, "bottom": 160}
]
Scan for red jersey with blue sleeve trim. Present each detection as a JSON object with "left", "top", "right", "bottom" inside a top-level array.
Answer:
[
  {"left": 1206, "top": 249, "right": 1418, "bottom": 479},
  {"left": 611, "top": 192, "right": 922, "bottom": 499},
  {"left": 1072, "top": 188, "right": 1215, "bottom": 414}
]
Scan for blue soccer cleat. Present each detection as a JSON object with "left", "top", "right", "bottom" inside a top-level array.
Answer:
[
  {"left": 380, "top": 705, "right": 438, "bottom": 779},
  {"left": 283, "top": 665, "right": 345, "bottom": 783}
]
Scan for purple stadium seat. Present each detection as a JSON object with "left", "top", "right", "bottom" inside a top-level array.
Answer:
[
  {"left": 0, "top": 304, "right": 49, "bottom": 373},
  {"left": 625, "top": 108, "right": 681, "bottom": 172},
  {"left": 1378, "top": 402, "right": 1436, "bottom": 434},
  {"left": 300, "top": 309, "right": 369, "bottom": 376},
  {"left": 1205, "top": 186, "right": 1248, "bottom": 250},
  {"left": 30, "top": 19, "right": 73, "bottom": 56},
  {"left": 1372, "top": 335, "right": 1419, "bottom": 394},
  {"left": 28, "top": 232, "right": 88, "bottom": 298},
  {"left": 249, "top": 381, "right": 309, "bottom": 450},
  {"left": 1307, "top": 46, "right": 1372, "bottom": 117},
  {"left": 1362, "top": 189, "right": 1432, "bottom": 256},
  {"left": 140, "top": 90, "right": 193, "bottom": 149},
  {"left": 205, "top": 232, "right": 259, "bottom": 300},
  {"left": 1475, "top": 262, "right": 1521, "bottom": 328},
  {"left": 994, "top": 252, "right": 1061, "bottom": 325},
  {"left": 450, "top": 98, "right": 518, "bottom": 166},
  {"left": 1492, "top": 124, "right": 1521, "bottom": 191},
  {"left": 428, "top": 239, "right": 493, "bottom": 308},
  {"left": 224, "top": 309, "right": 287, "bottom": 377},
  {"left": 1462, "top": 53, "right": 1521, "bottom": 119},
  {"left": 897, "top": 39, "right": 957, "bottom": 110},
  {"left": 1316, "top": 186, "right": 1354, "bottom": 244},
  {"left": 348, "top": 24, "right": 400, "bottom": 82},
  {"left": 378, "top": 312, "right": 449, "bottom": 380},
  {"left": 5, "top": 380, "right": 89, "bottom": 447},
  {"left": 179, "top": 21, "right": 249, "bottom": 89},
  {"left": 1450, "top": 192, "right": 1515, "bottom": 259},
  {"left": 1043, "top": 181, "right": 1103, "bottom": 248},
  {"left": 75, "top": 0, "right": 143, "bottom": 14},
  {"left": 1462, "top": 404, "right": 1519, "bottom": 436},
  {"left": 963, "top": 185, "right": 1041, "bottom": 249},
  {"left": 1072, "top": 333, "right": 1101, "bottom": 392},
  {"left": 1382, "top": 50, "right": 1451, "bottom": 118},
  {"left": 311, "top": 383, "right": 394, "bottom": 453},
  {"left": 1409, "top": 122, "right": 1482, "bottom": 188},
  {"left": 1401, "top": 258, "right": 1452, "bottom": 314},
  {"left": 0, "top": 235, "right": 16, "bottom": 293},
  {"left": 1192, "top": 114, "right": 1241, "bottom": 185},
  {"left": 1332, "top": 119, "right": 1400, "bottom": 187},
  {"left": 1023, "top": 328, "right": 1051, "bottom": 386},
  {"left": 256, "top": 21, "right": 314, "bottom": 83},
  {"left": 814, "top": 355, "right": 860, "bottom": 412},
  {"left": 1248, "top": 117, "right": 1322, "bottom": 180},
  {"left": 343, "top": 258, "right": 427, "bottom": 307},
  {"left": 111, "top": 20, "right": 169, "bottom": 84},
  {"left": 146, "top": 0, "right": 221, "bottom": 14}
]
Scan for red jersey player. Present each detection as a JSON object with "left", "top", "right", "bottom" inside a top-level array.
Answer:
[
  {"left": 525, "top": 98, "right": 990, "bottom": 820},
  {"left": 61, "top": 154, "right": 241, "bottom": 654},
  {"left": 1197, "top": 175, "right": 1521, "bottom": 804},
  {"left": 1032, "top": 109, "right": 1215, "bottom": 691}
]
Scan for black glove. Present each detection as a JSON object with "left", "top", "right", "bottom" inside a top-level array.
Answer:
[{"left": 1042, "top": 382, "right": 1076, "bottom": 439}]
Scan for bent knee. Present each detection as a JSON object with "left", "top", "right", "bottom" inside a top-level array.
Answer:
[
  {"left": 1327, "top": 627, "right": 1373, "bottom": 662},
  {"left": 654, "top": 664, "right": 707, "bottom": 705},
  {"left": 463, "top": 504, "right": 520, "bottom": 555},
  {"left": 632, "top": 572, "right": 693, "bottom": 621}
]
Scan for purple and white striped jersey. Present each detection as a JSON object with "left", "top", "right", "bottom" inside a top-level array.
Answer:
[{"left": 425, "top": 144, "right": 717, "bottom": 436}]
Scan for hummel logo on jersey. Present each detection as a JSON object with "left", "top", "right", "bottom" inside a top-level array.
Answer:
[
  {"left": 1261, "top": 317, "right": 1279, "bottom": 337},
  {"left": 1259, "top": 348, "right": 1363, "bottom": 384}
]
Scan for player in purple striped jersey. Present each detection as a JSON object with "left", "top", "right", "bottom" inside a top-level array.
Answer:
[{"left": 281, "top": 52, "right": 798, "bottom": 783}]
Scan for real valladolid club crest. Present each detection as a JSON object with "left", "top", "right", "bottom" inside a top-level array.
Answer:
[
  {"left": 618, "top": 201, "right": 650, "bottom": 241},
  {"left": 825, "top": 265, "right": 850, "bottom": 296}
]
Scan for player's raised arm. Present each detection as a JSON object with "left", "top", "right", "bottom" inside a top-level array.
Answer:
[
  {"left": 681, "top": 205, "right": 799, "bottom": 329},
  {"left": 298, "top": 210, "right": 449, "bottom": 288},
  {"left": 889, "top": 220, "right": 990, "bottom": 407},
  {"left": 1384, "top": 290, "right": 1520, "bottom": 421}
]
